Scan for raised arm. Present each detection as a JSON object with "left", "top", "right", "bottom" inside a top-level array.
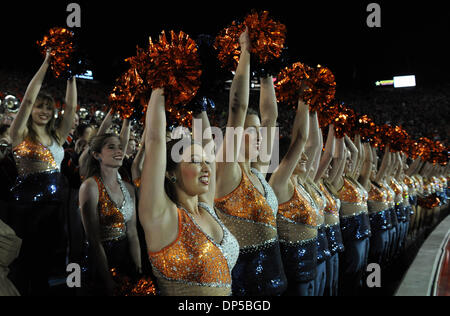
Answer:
[
  {"left": 96, "top": 109, "right": 114, "bottom": 136},
  {"left": 358, "top": 142, "right": 374, "bottom": 191},
  {"left": 139, "top": 89, "right": 172, "bottom": 222},
  {"left": 328, "top": 138, "right": 346, "bottom": 191},
  {"left": 56, "top": 77, "right": 77, "bottom": 146},
  {"left": 314, "top": 125, "right": 336, "bottom": 183},
  {"left": 252, "top": 76, "right": 278, "bottom": 176},
  {"left": 351, "top": 134, "right": 364, "bottom": 180},
  {"left": 119, "top": 118, "right": 131, "bottom": 154},
  {"left": 375, "top": 146, "right": 391, "bottom": 183},
  {"left": 215, "top": 28, "right": 251, "bottom": 198},
  {"left": 10, "top": 50, "right": 51, "bottom": 147},
  {"left": 303, "top": 112, "right": 321, "bottom": 181},
  {"left": 344, "top": 134, "right": 359, "bottom": 178},
  {"left": 269, "top": 99, "right": 309, "bottom": 200}
]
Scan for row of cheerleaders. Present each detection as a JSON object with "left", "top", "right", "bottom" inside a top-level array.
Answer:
[{"left": 1, "top": 11, "right": 449, "bottom": 296}]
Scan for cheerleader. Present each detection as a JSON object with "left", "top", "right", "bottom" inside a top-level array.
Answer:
[
  {"left": 214, "top": 28, "right": 287, "bottom": 296},
  {"left": 301, "top": 113, "right": 332, "bottom": 296},
  {"left": 7, "top": 50, "right": 77, "bottom": 295},
  {"left": 268, "top": 98, "right": 312, "bottom": 296},
  {"left": 335, "top": 136, "right": 371, "bottom": 296},
  {"left": 79, "top": 133, "right": 141, "bottom": 295},
  {"left": 315, "top": 126, "right": 345, "bottom": 296},
  {"left": 365, "top": 146, "right": 392, "bottom": 267},
  {"left": 139, "top": 89, "right": 239, "bottom": 296}
]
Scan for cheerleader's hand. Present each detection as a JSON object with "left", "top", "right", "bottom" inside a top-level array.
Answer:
[{"left": 239, "top": 27, "right": 251, "bottom": 53}]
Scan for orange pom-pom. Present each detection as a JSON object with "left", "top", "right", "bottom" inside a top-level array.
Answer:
[
  {"left": 244, "top": 11, "right": 287, "bottom": 65},
  {"left": 275, "top": 62, "right": 312, "bottom": 107},
  {"left": 37, "top": 27, "right": 75, "bottom": 78},
  {"left": 109, "top": 67, "right": 144, "bottom": 120},
  {"left": 302, "top": 65, "right": 336, "bottom": 112},
  {"left": 214, "top": 11, "right": 286, "bottom": 71},
  {"left": 214, "top": 21, "right": 245, "bottom": 71},
  {"left": 147, "top": 30, "right": 202, "bottom": 107}
]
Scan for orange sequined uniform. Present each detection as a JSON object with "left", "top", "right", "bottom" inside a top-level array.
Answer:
[
  {"left": 389, "top": 178, "right": 404, "bottom": 204},
  {"left": 214, "top": 168, "right": 278, "bottom": 249},
  {"left": 93, "top": 176, "right": 133, "bottom": 242},
  {"left": 337, "top": 177, "right": 371, "bottom": 240},
  {"left": 338, "top": 177, "right": 369, "bottom": 217},
  {"left": 214, "top": 168, "right": 287, "bottom": 296},
  {"left": 148, "top": 204, "right": 238, "bottom": 296},
  {"left": 13, "top": 139, "right": 59, "bottom": 177},
  {"left": 278, "top": 186, "right": 318, "bottom": 228},
  {"left": 320, "top": 182, "right": 340, "bottom": 219},
  {"left": 10, "top": 138, "right": 65, "bottom": 203}
]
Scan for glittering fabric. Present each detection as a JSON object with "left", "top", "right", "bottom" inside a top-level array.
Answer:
[
  {"left": 388, "top": 207, "right": 399, "bottom": 229},
  {"left": 368, "top": 183, "right": 387, "bottom": 203},
  {"left": 389, "top": 178, "right": 403, "bottom": 203},
  {"left": 93, "top": 175, "right": 133, "bottom": 242},
  {"left": 10, "top": 139, "right": 66, "bottom": 203},
  {"left": 215, "top": 168, "right": 287, "bottom": 296},
  {"left": 381, "top": 181, "right": 396, "bottom": 209},
  {"left": 279, "top": 238, "right": 317, "bottom": 283},
  {"left": 338, "top": 177, "right": 366, "bottom": 204},
  {"left": 325, "top": 223, "right": 345, "bottom": 255},
  {"left": 395, "top": 203, "right": 408, "bottom": 223},
  {"left": 278, "top": 186, "right": 318, "bottom": 228},
  {"left": 305, "top": 181, "right": 326, "bottom": 220},
  {"left": 369, "top": 210, "right": 392, "bottom": 234},
  {"left": 320, "top": 182, "right": 340, "bottom": 220},
  {"left": 13, "top": 138, "right": 63, "bottom": 177},
  {"left": 412, "top": 175, "right": 424, "bottom": 195},
  {"left": 404, "top": 175, "right": 416, "bottom": 196},
  {"left": 317, "top": 226, "right": 331, "bottom": 263},
  {"left": 148, "top": 204, "right": 239, "bottom": 296},
  {"left": 337, "top": 177, "right": 371, "bottom": 241},
  {"left": 401, "top": 181, "right": 410, "bottom": 205},
  {"left": 340, "top": 212, "right": 371, "bottom": 241},
  {"left": 215, "top": 169, "right": 278, "bottom": 244}
]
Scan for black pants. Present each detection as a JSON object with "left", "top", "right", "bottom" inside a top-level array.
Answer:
[{"left": 7, "top": 201, "right": 65, "bottom": 296}]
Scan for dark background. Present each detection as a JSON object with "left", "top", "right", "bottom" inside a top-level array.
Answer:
[{"left": 1, "top": 0, "right": 449, "bottom": 91}]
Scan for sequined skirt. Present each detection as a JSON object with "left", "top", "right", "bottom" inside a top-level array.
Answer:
[
  {"left": 81, "top": 237, "right": 136, "bottom": 293},
  {"left": 317, "top": 226, "right": 331, "bottom": 264},
  {"left": 369, "top": 209, "right": 392, "bottom": 234},
  {"left": 9, "top": 170, "right": 67, "bottom": 204},
  {"left": 231, "top": 240, "right": 288, "bottom": 296},
  {"left": 279, "top": 237, "right": 318, "bottom": 283},
  {"left": 325, "top": 224, "right": 345, "bottom": 256},
  {"left": 395, "top": 204, "right": 408, "bottom": 223},
  {"left": 389, "top": 207, "right": 399, "bottom": 228},
  {"left": 340, "top": 212, "right": 371, "bottom": 242}
]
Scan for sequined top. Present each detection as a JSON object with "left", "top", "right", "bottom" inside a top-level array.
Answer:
[
  {"left": 389, "top": 178, "right": 403, "bottom": 204},
  {"left": 412, "top": 175, "right": 424, "bottom": 195},
  {"left": 367, "top": 182, "right": 390, "bottom": 214},
  {"left": 278, "top": 186, "right": 318, "bottom": 227},
  {"left": 401, "top": 180, "right": 410, "bottom": 205},
  {"left": 93, "top": 175, "right": 134, "bottom": 243},
  {"left": 380, "top": 181, "right": 395, "bottom": 209},
  {"left": 338, "top": 177, "right": 369, "bottom": 217},
  {"left": 215, "top": 168, "right": 279, "bottom": 250},
  {"left": 148, "top": 203, "right": 239, "bottom": 296},
  {"left": 13, "top": 138, "right": 64, "bottom": 177},
  {"left": 320, "top": 182, "right": 341, "bottom": 220},
  {"left": 439, "top": 176, "right": 448, "bottom": 190},
  {"left": 404, "top": 175, "right": 416, "bottom": 196},
  {"left": 305, "top": 180, "right": 326, "bottom": 221}
]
